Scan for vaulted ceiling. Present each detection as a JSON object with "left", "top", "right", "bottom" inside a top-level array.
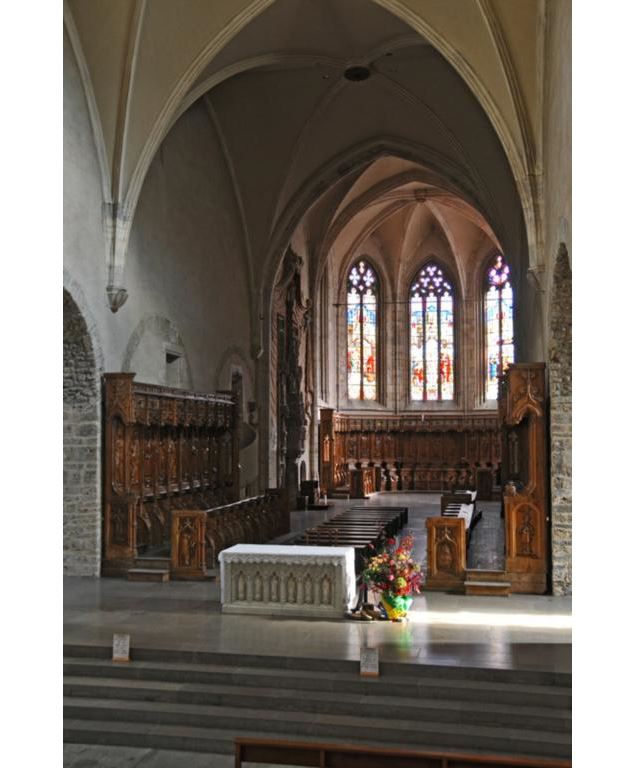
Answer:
[{"left": 64, "top": 0, "right": 545, "bottom": 297}]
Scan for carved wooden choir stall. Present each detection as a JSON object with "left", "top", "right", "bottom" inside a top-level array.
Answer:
[
  {"left": 424, "top": 363, "right": 548, "bottom": 595},
  {"left": 499, "top": 363, "right": 549, "bottom": 594},
  {"left": 319, "top": 409, "right": 501, "bottom": 498},
  {"left": 103, "top": 373, "right": 288, "bottom": 579}
]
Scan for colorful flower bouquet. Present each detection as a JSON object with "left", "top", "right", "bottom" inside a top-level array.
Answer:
[{"left": 362, "top": 533, "right": 423, "bottom": 620}]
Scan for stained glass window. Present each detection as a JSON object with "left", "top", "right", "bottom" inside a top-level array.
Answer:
[
  {"left": 410, "top": 263, "right": 454, "bottom": 401},
  {"left": 485, "top": 254, "right": 514, "bottom": 400},
  {"left": 347, "top": 260, "right": 378, "bottom": 400}
]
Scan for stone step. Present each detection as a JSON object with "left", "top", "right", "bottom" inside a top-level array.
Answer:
[
  {"left": 127, "top": 569, "right": 170, "bottom": 583},
  {"left": 464, "top": 581, "right": 512, "bottom": 597},
  {"left": 63, "top": 719, "right": 558, "bottom": 763},
  {"left": 63, "top": 645, "right": 571, "bottom": 687},
  {"left": 64, "top": 719, "right": 258, "bottom": 755},
  {"left": 63, "top": 675, "right": 570, "bottom": 733},
  {"left": 134, "top": 556, "right": 171, "bottom": 569},
  {"left": 465, "top": 569, "right": 510, "bottom": 583},
  {"left": 63, "top": 697, "right": 571, "bottom": 759},
  {"left": 63, "top": 659, "right": 571, "bottom": 710}
]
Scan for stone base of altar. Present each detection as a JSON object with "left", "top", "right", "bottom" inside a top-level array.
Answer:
[{"left": 219, "top": 544, "right": 358, "bottom": 618}]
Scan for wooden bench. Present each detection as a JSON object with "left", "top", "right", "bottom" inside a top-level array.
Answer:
[
  {"left": 290, "top": 506, "right": 407, "bottom": 573},
  {"left": 440, "top": 491, "right": 480, "bottom": 542},
  {"left": 235, "top": 738, "right": 572, "bottom": 768},
  {"left": 429, "top": 490, "right": 508, "bottom": 595}
]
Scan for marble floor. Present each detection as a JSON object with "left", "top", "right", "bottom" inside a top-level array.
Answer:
[{"left": 64, "top": 493, "right": 571, "bottom": 674}]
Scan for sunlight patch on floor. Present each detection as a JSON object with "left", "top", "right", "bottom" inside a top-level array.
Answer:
[{"left": 407, "top": 609, "right": 571, "bottom": 629}]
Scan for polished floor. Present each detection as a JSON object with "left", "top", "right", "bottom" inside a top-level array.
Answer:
[
  {"left": 63, "top": 493, "right": 571, "bottom": 767},
  {"left": 64, "top": 494, "right": 571, "bottom": 674}
]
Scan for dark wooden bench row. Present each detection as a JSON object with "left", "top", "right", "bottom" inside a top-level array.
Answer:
[
  {"left": 235, "top": 738, "right": 571, "bottom": 768},
  {"left": 290, "top": 506, "right": 408, "bottom": 572}
]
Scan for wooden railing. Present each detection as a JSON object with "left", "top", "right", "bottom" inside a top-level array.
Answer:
[
  {"left": 235, "top": 738, "right": 571, "bottom": 768},
  {"left": 170, "top": 489, "right": 288, "bottom": 579}
]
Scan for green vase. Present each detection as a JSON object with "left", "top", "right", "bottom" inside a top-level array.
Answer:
[{"left": 381, "top": 593, "right": 413, "bottom": 621}]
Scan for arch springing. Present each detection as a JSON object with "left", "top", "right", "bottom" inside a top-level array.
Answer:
[
  {"left": 485, "top": 254, "right": 514, "bottom": 400},
  {"left": 410, "top": 263, "right": 454, "bottom": 401},
  {"left": 347, "top": 260, "right": 378, "bottom": 400}
]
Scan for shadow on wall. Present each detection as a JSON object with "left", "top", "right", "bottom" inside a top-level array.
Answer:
[{"left": 122, "top": 314, "right": 193, "bottom": 389}]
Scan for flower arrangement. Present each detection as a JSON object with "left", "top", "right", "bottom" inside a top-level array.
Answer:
[{"left": 362, "top": 532, "right": 423, "bottom": 599}]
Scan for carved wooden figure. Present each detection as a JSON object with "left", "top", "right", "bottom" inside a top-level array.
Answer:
[{"left": 425, "top": 517, "right": 467, "bottom": 591}]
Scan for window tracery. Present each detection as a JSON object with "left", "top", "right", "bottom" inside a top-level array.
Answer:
[
  {"left": 409, "top": 263, "right": 454, "bottom": 401},
  {"left": 346, "top": 260, "right": 378, "bottom": 401},
  {"left": 484, "top": 254, "right": 514, "bottom": 400}
]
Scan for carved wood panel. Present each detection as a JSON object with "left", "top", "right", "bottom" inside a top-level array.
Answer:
[
  {"left": 500, "top": 363, "right": 548, "bottom": 594},
  {"left": 320, "top": 410, "right": 501, "bottom": 494},
  {"left": 171, "top": 510, "right": 207, "bottom": 580},
  {"left": 103, "top": 373, "right": 240, "bottom": 575},
  {"left": 425, "top": 517, "right": 466, "bottom": 591}
]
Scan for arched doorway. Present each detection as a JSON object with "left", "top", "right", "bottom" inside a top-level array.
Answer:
[
  {"left": 63, "top": 289, "right": 101, "bottom": 575},
  {"left": 548, "top": 245, "right": 572, "bottom": 595}
]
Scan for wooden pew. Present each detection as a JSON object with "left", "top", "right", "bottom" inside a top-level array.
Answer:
[
  {"left": 290, "top": 506, "right": 407, "bottom": 573},
  {"left": 235, "top": 737, "right": 572, "bottom": 768},
  {"left": 440, "top": 491, "right": 479, "bottom": 541}
]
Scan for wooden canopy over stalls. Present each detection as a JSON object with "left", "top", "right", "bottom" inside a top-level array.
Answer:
[{"left": 102, "top": 373, "right": 240, "bottom": 576}]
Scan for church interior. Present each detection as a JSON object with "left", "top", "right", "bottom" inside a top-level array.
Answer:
[{"left": 57, "top": 0, "right": 579, "bottom": 765}]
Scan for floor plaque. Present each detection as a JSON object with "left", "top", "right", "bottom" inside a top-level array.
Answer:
[
  {"left": 360, "top": 647, "right": 379, "bottom": 677},
  {"left": 112, "top": 633, "right": 130, "bottom": 663}
]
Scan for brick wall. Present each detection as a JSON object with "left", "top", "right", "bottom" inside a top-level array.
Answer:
[{"left": 63, "top": 290, "right": 101, "bottom": 576}]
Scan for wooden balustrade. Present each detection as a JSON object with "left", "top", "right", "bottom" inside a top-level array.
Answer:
[
  {"left": 170, "top": 489, "right": 289, "bottom": 579},
  {"left": 103, "top": 373, "right": 240, "bottom": 576},
  {"left": 320, "top": 408, "right": 501, "bottom": 496}
]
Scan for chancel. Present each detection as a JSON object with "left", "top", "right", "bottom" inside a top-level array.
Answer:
[{"left": 63, "top": 1, "right": 572, "bottom": 766}]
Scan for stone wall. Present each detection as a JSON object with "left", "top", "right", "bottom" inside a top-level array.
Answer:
[
  {"left": 548, "top": 247, "right": 572, "bottom": 595},
  {"left": 63, "top": 289, "right": 101, "bottom": 576}
]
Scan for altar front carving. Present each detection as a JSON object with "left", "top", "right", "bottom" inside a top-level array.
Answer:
[{"left": 219, "top": 545, "right": 357, "bottom": 617}]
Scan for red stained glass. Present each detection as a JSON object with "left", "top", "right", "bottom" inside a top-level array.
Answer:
[
  {"left": 347, "top": 260, "right": 378, "bottom": 400},
  {"left": 410, "top": 263, "right": 454, "bottom": 401}
]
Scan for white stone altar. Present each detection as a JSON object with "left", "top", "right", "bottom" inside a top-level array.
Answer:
[{"left": 219, "top": 544, "right": 357, "bottom": 617}]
